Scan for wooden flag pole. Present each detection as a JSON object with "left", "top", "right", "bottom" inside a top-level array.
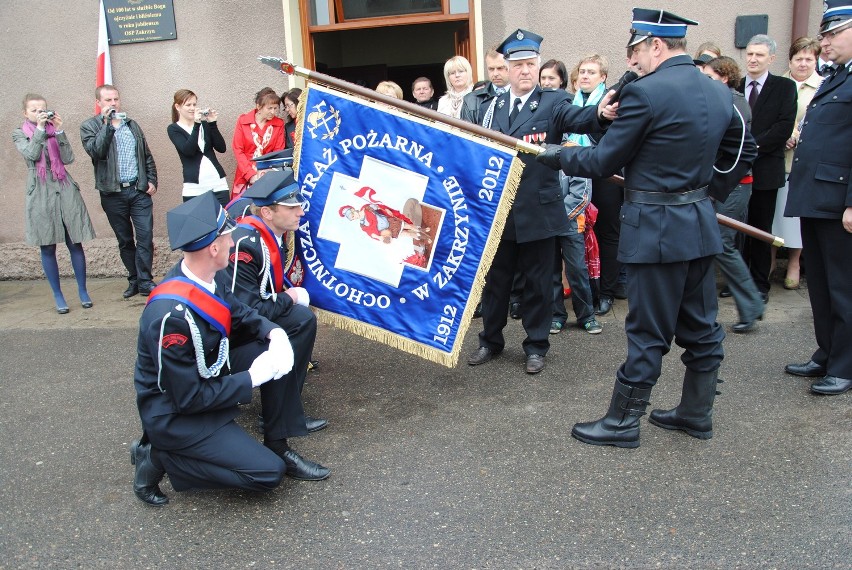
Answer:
[
  {"left": 260, "top": 57, "right": 783, "bottom": 247},
  {"left": 259, "top": 57, "right": 542, "bottom": 155}
]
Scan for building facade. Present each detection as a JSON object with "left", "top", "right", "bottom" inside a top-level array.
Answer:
[{"left": 0, "top": 0, "right": 823, "bottom": 278}]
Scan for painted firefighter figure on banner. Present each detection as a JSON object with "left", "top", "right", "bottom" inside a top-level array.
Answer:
[{"left": 338, "top": 186, "right": 437, "bottom": 267}]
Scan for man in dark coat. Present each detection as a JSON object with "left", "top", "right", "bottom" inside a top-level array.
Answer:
[
  {"left": 460, "top": 47, "right": 510, "bottom": 125},
  {"left": 538, "top": 8, "right": 756, "bottom": 447},
  {"left": 80, "top": 84, "right": 158, "bottom": 299},
  {"left": 737, "top": 35, "right": 797, "bottom": 300},
  {"left": 131, "top": 193, "right": 329, "bottom": 507},
  {"left": 467, "top": 28, "right": 611, "bottom": 374},
  {"left": 783, "top": 1, "right": 852, "bottom": 395},
  {"left": 224, "top": 170, "right": 327, "bottom": 432}
]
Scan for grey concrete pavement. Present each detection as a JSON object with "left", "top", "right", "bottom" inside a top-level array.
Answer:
[{"left": 0, "top": 277, "right": 849, "bottom": 568}]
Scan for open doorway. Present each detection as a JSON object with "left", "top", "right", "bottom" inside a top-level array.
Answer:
[
  {"left": 313, "top": 22, "right": 467, "bottom": 102},
  {"left": 295, "top": 0, "right": 478, "bottom": 102}
]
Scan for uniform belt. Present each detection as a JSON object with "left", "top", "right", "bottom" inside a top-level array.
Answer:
[
  {"left": 119, "top": 179, "right": 138, "bottom": 188},
  {"left": 624, "top": 186, "right": 709, "bottom": 205}
]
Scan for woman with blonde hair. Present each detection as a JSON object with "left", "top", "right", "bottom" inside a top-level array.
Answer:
[
  {"left": 437, "top": 55, "right": 473, "bottom": 118},
  {"left": 375, "top": 81, "right": 403, "bottom": 100}
]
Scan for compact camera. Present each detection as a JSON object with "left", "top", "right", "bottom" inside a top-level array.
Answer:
[
  {"left": 108, "top": 108, "right": 127, "bottom": 120},
  {"left": 200, "top": 109, "right": 210, "bottom": 116},
  {"left": 44, "top": 110, "right": 56, "bottom": 119}
]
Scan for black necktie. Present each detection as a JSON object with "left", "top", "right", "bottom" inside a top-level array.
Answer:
[
  {"left": 509, "top": 98, "right": 522, "bottom": 127},
  {"left": 819, "top": 63, "right": 833, "bottom": 77},
  {"left": 748, "top": 80, "right": 759, "bottom": 110}
]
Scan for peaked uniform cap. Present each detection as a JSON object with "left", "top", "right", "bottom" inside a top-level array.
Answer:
[
  {"left": 628, "top": 8, "right": 698, "bottom": 47},
  {"left": 693, "top": 53, "right": 714, "bottom": 66},
  {"left": 497, "top": 29, "right": 544, "bottom": 61},
  {"left": 167, "top": 192, "right": 237, "bottom": 251},
  {"left": 242, "top": 168, "right": 307, "bottom": 208},
  {"left": 820, "top": 1, "right": 852, "bottom": 33}
]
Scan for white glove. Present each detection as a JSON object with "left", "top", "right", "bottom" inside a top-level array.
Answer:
[
  {"left": 267, "top": 328, "right": 294, "bottom": 379},
  {"left": 248, "top": 350, "right": 277, "bottom": 387},
  {"left": 288, "top": 286, "right": 311, "bottom": 307}
]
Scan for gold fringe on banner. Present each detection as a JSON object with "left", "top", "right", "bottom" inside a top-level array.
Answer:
[
  {"left": 291, "top": 87, "right": 308, "bottom": 179},
  {"left": 442, "top": 155, "right": 522, "bottom": 367},
  {"left": 295, "top": 82, "right": 525, "bottom": 368}
]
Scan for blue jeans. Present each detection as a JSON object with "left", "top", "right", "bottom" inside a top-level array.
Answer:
[
  {"left": 714, "top": 183, "right": 763, "bottom": 322},
  {"left": 100, "top": 186, "right": 154, "bottom": 285},
  {"left": 552, "top": 231, "right": 595, "bottom": 325}
]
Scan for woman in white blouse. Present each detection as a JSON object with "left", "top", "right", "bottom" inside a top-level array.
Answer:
[{"left": 167, "top": 89, "right": 230, "bottom": 206}]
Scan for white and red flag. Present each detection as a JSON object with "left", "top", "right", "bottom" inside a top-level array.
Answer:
[{"left": 96, "top": 0, "right": 112, "bottom": 112}]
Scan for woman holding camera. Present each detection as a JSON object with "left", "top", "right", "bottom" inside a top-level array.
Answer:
[
  {"left": 232, "top": 87, "right": 285, "bottom": 197},
  {"left": 12, "top": 93, "right": 95, "bottom": 313},
  {"left": 167, "top": 89, "right": 229, "bottom": 206}
]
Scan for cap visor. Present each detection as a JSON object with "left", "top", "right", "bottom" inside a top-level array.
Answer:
[
  {"left": 505, "top": 50, "right": 539, "bottom": 61},
  {"left": 220, "top": 216, "right": 238, "bottom": 235},
  {"left": 820, "top": 17, "right": 852, "bottom": 33}
]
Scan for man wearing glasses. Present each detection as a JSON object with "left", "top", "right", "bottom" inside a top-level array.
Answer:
[{"left": 783, "top": 0, "right": 852, "bottom": 395}]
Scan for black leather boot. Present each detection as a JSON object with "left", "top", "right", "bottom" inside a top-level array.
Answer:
[
  {"left": 648, "top": 369, "right": 718, "bottom": 439},
  {"left": 571, "top": 380, "right": 652, "bottom": 448},
  {"left": 130, "top": 440, "right": 169, "bottom": 506}
]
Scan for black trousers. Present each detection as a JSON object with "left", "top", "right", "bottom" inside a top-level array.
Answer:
[
  {"left": 152, "top": 326, "right": 312, "bottom": 492},
  {"left": 744, "top": 188, "right": 779, "bottom": 294},
  {"left": 264, "top": 304, "right": 317, "bottom": 440},
  {"left": 591, "top": 177, "right": 624, "bottom": 298},
  {"left": 617, "top": 256, "right": 725, "bottom": 389},
  {"left": 99, "top": 187, "right": 154, "bottom": 285},
  {"left": 157, "top": 421, "right": 285, "bottom": 492},
  {"left": 479, "top": 236, "right": 556, "bottom": 356},
  {"left": 183, "top": 189, "right": 230, "bottom": 207},
  {"left": 801, "top": 218, "right": 852, "bottom": 378}
]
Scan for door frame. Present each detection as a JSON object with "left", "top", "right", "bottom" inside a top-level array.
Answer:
[{"left": 282, "top": 0, "right": 484, "bottom": 88}]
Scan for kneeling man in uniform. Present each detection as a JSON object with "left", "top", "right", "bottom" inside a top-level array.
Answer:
[
  {"left": 130, "top": 192, "right": 329, "bottom": 507},
  {"left": 225, "top": 170, "right": 327, "bottom": 434}
]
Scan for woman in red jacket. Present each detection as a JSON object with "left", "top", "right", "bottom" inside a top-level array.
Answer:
[{"left": 232, "top": 87, "right": 284, "bottom": 197}]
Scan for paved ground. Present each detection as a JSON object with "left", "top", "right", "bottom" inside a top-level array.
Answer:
[{"left": 0, "top": 278, "right": 849, "bottom": 569}]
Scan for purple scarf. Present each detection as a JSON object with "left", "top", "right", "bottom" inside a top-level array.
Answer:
[{"left": 21, "top": 120, "right": 67, "bottom": 183}]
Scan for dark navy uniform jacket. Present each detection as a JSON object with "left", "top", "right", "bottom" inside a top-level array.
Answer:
[
  {"left": 558, "top": 54, "right": 757, "bottom": 263},
  {"left": 786, "top": 65, "right": 852, "bottom": 218},
  {"left": 478, "top": 86, "right": 603, "bottom": 243},
  {"left": 134, "top": 263, "right": 277, "bottom": 451},
  {"left": 225, "top": 220, "right": 296, "bottom": 322}
]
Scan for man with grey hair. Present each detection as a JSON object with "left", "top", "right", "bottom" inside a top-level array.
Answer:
[
  {"left": 736, "top": 34, "right": 796, "bottom": 304},
  {"left": 466, "top": 29, "right": 614, "bottom": 375}
]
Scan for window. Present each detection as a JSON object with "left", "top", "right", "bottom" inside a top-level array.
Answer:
[{"left": 339, "top": 0, "right": 442, "bottom": 20}]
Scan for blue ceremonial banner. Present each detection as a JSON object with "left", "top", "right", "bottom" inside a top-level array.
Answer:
[{"left": 291, "top": 84, "right": 523, "bottom": 367}]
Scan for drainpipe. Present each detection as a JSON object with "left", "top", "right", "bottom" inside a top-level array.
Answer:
[{"left": 792, "top": 0, "right": 811, "bottom": 39}]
